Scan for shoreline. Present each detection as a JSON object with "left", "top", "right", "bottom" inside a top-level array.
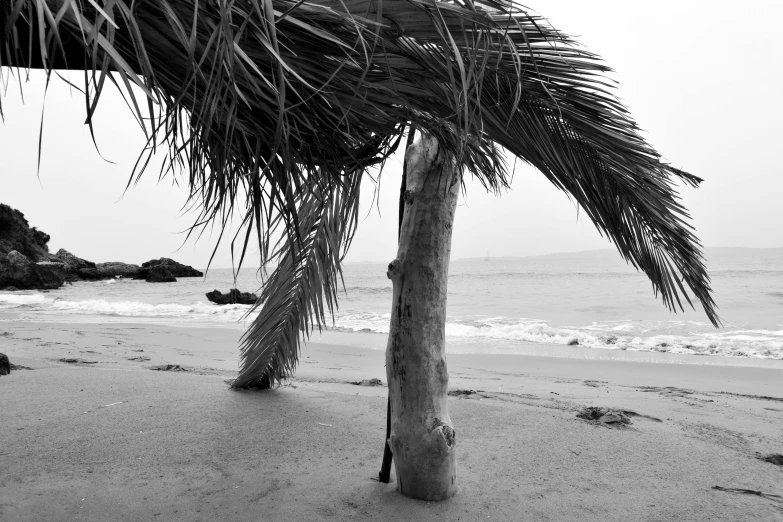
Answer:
[
  {"left": 2, "top": 318, "right": 782, "bottom": 399},
  {"left": 4, "top": 311, "right": 783, "bottom": 370}
]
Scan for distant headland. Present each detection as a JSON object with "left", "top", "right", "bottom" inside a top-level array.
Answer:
[{"left": 0, "top": 203, "right": 202, "bottom": 290}]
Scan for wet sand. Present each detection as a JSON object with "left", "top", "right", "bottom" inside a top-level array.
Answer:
[{"left": 1, "top": 320, "right": 782, "bottom": 521}]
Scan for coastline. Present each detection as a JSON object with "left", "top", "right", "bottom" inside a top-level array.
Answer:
[{"left": 1, "top": 319, "right": 782, "bottom": 520}]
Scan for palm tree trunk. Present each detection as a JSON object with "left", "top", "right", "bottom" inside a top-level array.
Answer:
[{"left": 385, "top": 133, "right": 459, "bottom": 500}]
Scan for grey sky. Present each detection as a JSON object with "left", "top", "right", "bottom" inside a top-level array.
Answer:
[{"left": 1, "top": 0, "right": 781, "bottom": 268}]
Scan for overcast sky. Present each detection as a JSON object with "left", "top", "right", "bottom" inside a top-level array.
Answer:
[{"left": 1, "top": 0, "right": 781, "bottom": 269}]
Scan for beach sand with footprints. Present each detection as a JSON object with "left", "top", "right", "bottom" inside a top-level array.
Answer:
[{"left": 1, "top": 317, "right": 782, "bottom": 521}]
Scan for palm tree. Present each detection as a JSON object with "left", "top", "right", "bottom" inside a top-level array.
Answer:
[{"left": 3, "top": 0, "right": 718, "bottom": 501}]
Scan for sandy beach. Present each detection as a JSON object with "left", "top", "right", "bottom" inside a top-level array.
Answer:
[{"left": 1, "top": 317, "right": 782, "bottom": 521}]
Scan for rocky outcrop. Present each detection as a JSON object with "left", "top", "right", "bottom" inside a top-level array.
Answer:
[
  {"left": 96, "top": 262, "right": 140, "bottom": 278},
  {"left": 54, "top": 249, "right": 96, "bottom": 270},
  {"left": 76, "top": 262, "right": 140, "bottom": 280},
  {"left": 0, "top": 203, "right": 51, "bottom": 262},
  {"left": 206, "top": 289, "right": 258, "bottom": 305},
  {"left": 136, "top": 258, "right": 202, "bottom": 279},
  {"left": 145, "top": 266, "right": 176, "bottom": 283},
  {"left": 0, "top": 353, "right": 10, "bottom": 376},
  {"left": 0, "top": 205, "right": 68, "bottom": 289},
  {"left": 35, "top": 261, "right": 71, "bottom": 282},
  {"left": 0, "top": 251, "right": 65, "bottom": 290},
  {"left": 0, "top": 205, "right": 203, "bottom": 287}
]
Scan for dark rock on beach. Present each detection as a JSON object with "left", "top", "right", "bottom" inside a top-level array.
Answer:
[
  {"left": 136, "top": 258, "right": 203, "bottom": 279},
  {"left": 0, "top": 250, "right": 65, "bottom": 290},
  {"left": 145, "top": 266, "right": 177, "bottom": 283},
  {"left": 0, "top": 353, "right": 10, "bottom": 376},
  {"left": 206, "top": 288, "right": 258, "bottom": 305}
]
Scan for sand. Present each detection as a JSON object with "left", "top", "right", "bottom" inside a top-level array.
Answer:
[{"left": 1, "top": 318, "right": 782, "bottom": 521}]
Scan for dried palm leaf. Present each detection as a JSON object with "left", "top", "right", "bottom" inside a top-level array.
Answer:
[{"left": 1, "top": 0, "right": 719, "bottom": 387}]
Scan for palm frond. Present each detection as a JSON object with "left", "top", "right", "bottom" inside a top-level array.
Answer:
[
  {"left": 2, "top": 0, "right": 719, "bottom": 386},
  {"left": 230, "top": 171, "right": 361, "bottom": 388}
]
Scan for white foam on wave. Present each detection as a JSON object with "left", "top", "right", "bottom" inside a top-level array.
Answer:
[
  {"left": 3, "top": 293, "right": 781, "bottom": 360},
  {"left": 0, "top": 293, "right": 254, "bottom": 324},
  {"left": 329, "top": 311, "right": 783, "bottom": 360},
  {"left": 0, "top": 293, "right": 53, "bottom": 307}
]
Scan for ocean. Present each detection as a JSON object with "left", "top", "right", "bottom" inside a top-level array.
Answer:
[{"left": 2, "top": 247, "right": 782, "bottom": 363}]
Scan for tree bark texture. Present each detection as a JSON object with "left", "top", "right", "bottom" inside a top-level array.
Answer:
[{"left": 385, "top": 134, "right": 459, "bottom": 501}]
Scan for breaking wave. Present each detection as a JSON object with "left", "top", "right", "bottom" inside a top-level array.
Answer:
[
  {"left": 2, "top": 292, "right": 782, "bottom": 360},
  {"left": 0, "top": 293, "right": 253, "bottom": 324},
  {"left": 329, "top": 312, "right": 783, "bottom": 360}
]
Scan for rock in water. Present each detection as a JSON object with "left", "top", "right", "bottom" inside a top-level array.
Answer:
[
  {"left": 0, "top": 353, "right": 10, "bottom": 376},
  {"left": 98, "top": 262, "right": 140, "bottom": 278},
  {"left": 145, "top": 266, "right": 177, "bottom": 283},
  {"left": 136, "top": 258, "right": 203, "bottom": 279},
  {"left": 53, "top": 249, "right": 96, "bottom": 270},
  {"left": 80, "top": 262, "right": 141, "bottom": 280},
  {"left": 206, "top": 289, "right": 258, "bottom": 305}
]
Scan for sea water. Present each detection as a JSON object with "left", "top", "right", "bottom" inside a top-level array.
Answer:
[{"left": 1, "top": 248, "right": 782, "bottom": 362}]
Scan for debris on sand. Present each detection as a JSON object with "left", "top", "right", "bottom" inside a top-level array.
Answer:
[
  {"left": 712, "top": 486, "right": 783, "bottom": 501},
  {"left": 150, "top": 364, "right": 188, "bottom": 372},
  {"left": 757, "top": 454, "right": 783, "bottom": 466},
  {"left": 639, "top": 386, "right": 695, "bottom": 397},
  {"left": 448, "top": 389, "right": 488, "bottom": 398},
  {"left": 127, "top": 356, "right": 151, "bottom": 362},
  {"left": 350, "top": 378, "right": 384, "bottom": 387},
  {"left": 577, "top": 407, "right": 633, "bottom": 427},
  {"left": 59, "top": 358, "right": 98, "bottom": 365}
]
